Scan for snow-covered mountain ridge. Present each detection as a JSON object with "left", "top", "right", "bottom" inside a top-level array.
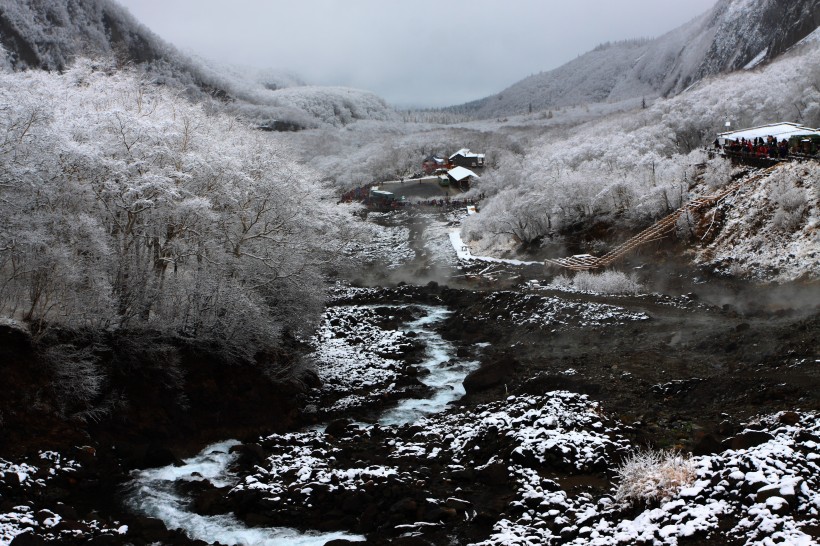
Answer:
[
  {"left": 0, "top": 0, "right": 397, "bottom": 128},
  {"left": 454, "top": 0, "right": 820, "bottom": 118}
]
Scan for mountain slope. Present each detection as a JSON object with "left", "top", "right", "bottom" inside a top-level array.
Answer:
[
  {"left": 0, "top": 0, "right": 165, "bottom": 70},
  {"left": 455, "top": 0, "right": 820, "bottom": 118},
  {"left": 0, "top": 0, "right": 397, "bottom": 128}
]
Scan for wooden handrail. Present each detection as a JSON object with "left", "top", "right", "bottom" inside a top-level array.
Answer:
[{"left": 544, "top": 164, "right": 782, "bottom": 271}]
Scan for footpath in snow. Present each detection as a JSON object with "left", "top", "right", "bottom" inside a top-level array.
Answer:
[{"left": 449, "top": 230, "right": 541, "bottom": 266}]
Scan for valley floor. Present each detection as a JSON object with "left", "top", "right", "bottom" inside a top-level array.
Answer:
[{"left": 1, "top": 208, "right": 819, "bottom": 545}]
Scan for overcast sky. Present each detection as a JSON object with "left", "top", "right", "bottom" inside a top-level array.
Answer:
[{"left": 116, "top": 0, "right": 718, "bottom": 108}]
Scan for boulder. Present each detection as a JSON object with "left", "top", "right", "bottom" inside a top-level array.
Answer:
[
  {"left": 722, "top": 430, "right": 774, "bottom": 451},
  {"left": 9, "top": 532, "right": 46, "bottom": 546},
  {"left": 142, "top": 444, "right": 182, "bottom": 469},
  {"left": 130, "top": 516, "right": 171, "bottom": 543},
  {"left": 230, "top": 442, "right": 266, "bottom": 467},
  {"left": 391, "top": 537, "right": 434, "bottom": 546},
  {"left": 692, "top": 432, "right": 722, "bottom": 455},
  {"left": 463, "top": 356, "right": 518, "bottom": 394},
  {"left": 325, "top": 418, "right": 354, "bottom": 438},
  {"left": 476, "top": 462, "right": 509, "bottom": 486}
]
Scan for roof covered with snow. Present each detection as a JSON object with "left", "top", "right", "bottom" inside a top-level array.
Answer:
[
  {"left": 718, "top": 122, "right": 820, "bottom": 142},
  {"left": 449, "top": 148, "right": 485, "bottom": 160},
  {"left": 447, "top": 166, "right": 480, "bottom": 181}
]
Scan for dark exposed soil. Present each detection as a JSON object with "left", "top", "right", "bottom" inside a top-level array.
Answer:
[
  {"left": 1, "top": 273, "right": 818, "bottom": 544},
  {"left": 329, "top": 281, "right": 820, "bottom": 455}
]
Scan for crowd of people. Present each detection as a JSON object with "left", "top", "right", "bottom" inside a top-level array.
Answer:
[{"left": 715, "top": 135, "right": 792, "bottom": 159}]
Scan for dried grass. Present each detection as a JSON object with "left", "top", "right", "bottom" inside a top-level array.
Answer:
[{"left": 614, "top": 449, "right": 696, "bottom": 506}]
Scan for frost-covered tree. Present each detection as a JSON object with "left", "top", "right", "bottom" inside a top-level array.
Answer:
[
  {"left": 462, "top": 36, "right": 820, "bottom": 256},
  {"left": 0, "top": 60, "right": 353, "bottom": 356}
]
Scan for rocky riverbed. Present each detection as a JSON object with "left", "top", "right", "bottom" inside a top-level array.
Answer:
[{"left": 1, "top": 210, "right": 819, "bottom": 545}]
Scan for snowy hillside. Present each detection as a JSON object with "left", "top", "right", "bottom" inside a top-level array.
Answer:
[
  {"left": 0, "top": 0, "right": 169, "bottom": 70},
  {"left": 0, "top": 0, "right": 397, "bottom": 128},
  {"left": 455, "top": 0, "right": 820, "bottom": 118},
  {"left": 694, "top": 162, "right": 820, "bottom": 282},
  {"left": 461, "top": 33, "right": 820, "bottom": 282}
]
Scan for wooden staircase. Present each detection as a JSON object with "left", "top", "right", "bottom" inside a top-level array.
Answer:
[{"left": 544, "top": 164, "right": 781, "bottom": 271}]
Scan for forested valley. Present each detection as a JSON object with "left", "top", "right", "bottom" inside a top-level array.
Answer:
[{"left": 1, "top": 0, "right": 819, "bottom": 545}]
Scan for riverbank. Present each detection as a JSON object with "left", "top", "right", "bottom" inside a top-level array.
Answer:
[
  {"left": 1, "top": 279, "right": 819, "bottom": 545},
  {"left": 2, "top": 246, "right": 820, "bottom": 546}
]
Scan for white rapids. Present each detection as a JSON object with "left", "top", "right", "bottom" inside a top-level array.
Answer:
[
  {"left": 126, "top": 440, "right": 365, "bottom": 545},
  {"left": 378, "top": 305, "right": 479, "bottom": 426},
  {"left": 127, "top": 305, "right": 477, "bottom": 545}
]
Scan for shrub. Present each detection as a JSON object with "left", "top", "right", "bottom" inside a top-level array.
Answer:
[
  {"left": 548, "top": 270, "right": 643, "bottom": 295},
  {"left": 44, "top": 343, "right": 106, "bottom": 418},
  {"left": 614, "top": 449, "right": 696, "bottom": 506}
]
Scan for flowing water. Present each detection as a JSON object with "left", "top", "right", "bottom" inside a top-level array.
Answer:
[
  {"left": 126, "top": 440, "right": 365, "bottom": 545},
  {"left": 378, "top": 306, "right": 479, "bottom": 426},
  {"left": 126, "top": 305, "right": 476, "bottom": 545}
]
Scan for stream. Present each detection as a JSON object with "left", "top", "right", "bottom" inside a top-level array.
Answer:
[{"left": 126, "top": 305, "right": 476, "bottom": 545}]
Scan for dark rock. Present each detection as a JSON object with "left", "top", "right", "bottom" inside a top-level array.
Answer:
[
  {"left": 392, "top": 536, "right": 434, "bottom": 546},
  {"left": 131, "top": 516, "right": 171, "bottom": 542},
  {"left": 762, "top": 495, "right": 792, "bottom": 515},
  {"left": 451, "top": 468, "right": 476, "bottom": 482},
  {"left": 476, "top": 462, "right": 508, "bottom": 486},
  {"left": 425, "top": 505, "right": 458, "bottom": 521},
  {"left": 52, "top": 519, "right": 90, "bottom": 534},
  {"left": 717, "top": 420, "right": 736, "bottom": 436},
  {"left": 778, "top": 411, "right": 800, "bottom": 426},
  {"left": 723, "top": 430, "right": 774, "bottom": 450},
  {"left": 298, "top": 368, "right": 321, "bottom": 389},
  {"left": 446, "top": 497, "right": 473, "bottom": 511},
  {"left": 52, "top": 503, "right": 78, "bottom": 521},
  {"left": 456, "top": 347, "right": 472, "bottom": 358},
  {"left": 692, "top": 432, "right": 723, "bottom": 456},
  {"left": 757, "top": 481, "right": 799, "bottom": 509},
  {"left": 472, "top": 510, "right": 499, "bottom": 528},
  {"left": 193, "top": 487, "right": 229, "bottom": 515},
  {"left": 143, "top": 444, "right": 182, "bottom": 469},
  {"left": 325, "top": 418, "right": 354, "bottom": 438},
  {"left": 230, "top": 443, "right": 266, "bottom": 468},
  {"left": 0, "top": 323, "right": 32, "bottom": 354},
  {"left": 85, "top": 535, "right": 122, "bottom": 545},
  {"left": 244, "top": 511, "right": 275, "bottom": 527},
  {"left": 357, "top": 503, "right": 380, "bottom": 531},
  {"left": 463, "top": 356, "right": 518, "bottom": 394},
  {"left": 9, "top": 532, "right": 46, "bottom": 546},
  {"left": 390, "top": 497, "right": 418, "bottom": 514},
  {"left": 341, "top": 492, "right": 366, "bottom": 513}
]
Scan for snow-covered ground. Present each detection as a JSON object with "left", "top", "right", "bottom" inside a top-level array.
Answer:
[
  {"left": 474, "top": 408, "right": 820, "bottom": 546},
  {"left": 235, "top": 391, "right": 820, "bottom": 545},
  {"left": 0, "top": 452, "right": 127, "bottom": 545},
  {"left": 125, "top": 441, "right": 365, "bottom": 545},
  {"left": 308, "top": 304, "right": 427, "bottom": 414},
  {"left": 449, "top": 230, "right": 541, "bottom": 266},
  {"left": 308, "top": 302, "right": 481, "bottom": 419},
  {"left": 343, "top": 212, "right": 415, "bottom": 270},
  {"left": 470, "top": 291, "right": 650, "bottom": 329},
  {"left": 695, "top": 162, "right": 820, "bottom": 282}
]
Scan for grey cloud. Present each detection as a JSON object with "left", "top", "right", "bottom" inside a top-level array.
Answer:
[{"left": 117, "top": 0, "right": 718, "bottom": 107}]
